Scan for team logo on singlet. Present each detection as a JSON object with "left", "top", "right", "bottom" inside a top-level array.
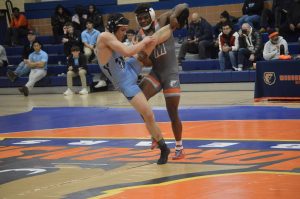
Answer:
[
  {"left": 170, "top": 80, "right": 179, "bottom": 88},
  {"left": 154, "top": 43, "right": 167, "bottom": 59},
  {"left": 115, "top": 57, "right": 125, "bottom": 69}
]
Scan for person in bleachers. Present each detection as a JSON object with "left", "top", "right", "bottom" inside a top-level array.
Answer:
[
  {"left": 218, "top": 22, "right": 239, "bottom": 71},
  {"left": 178, "top": 13, "right": 213, "bottom": 63},
  {"left": 214, "top": 11, "right": 237, "bottom": 38},
  {"left": 87, "top": 4, "right": 105, "bottom": 32},
  {"left": 7, "top": 30, "right": 37, "bottom": 82},
  {"left": 51, "top": 5, "right": 71, "bottom": 44},
  {"left": 72, "top": 5, "right": 88, "bottom": 32},
  {"left": 63, "top": 46, "right": 88, "bottom": 96},
  {"left": 237, "top": 23, "right": 263, "bottom": 71},
  {"left": 0, "top": 45, "right": 8, "bottom": 67},
  {"left": 18, "top": 41, "right": 48, "bottom": 96},
  {"left": 263, "top": 29, "right": 289, "bottom": 60},
  {"left": 281, "top": 0, "right": 300, "bottom": 39},
  {"left": 62, "top": 22, "right": 82, "bottom": 57},
  {"left": 5, "top": 7, "right": 28, "bottom": 46},
  {"left": 81, "top": 19, "right": 100, "bottom": 63},
  {"left": 259, "top": 0, "right": 292, "bottom": 33},
  {"left": 123, "top": 29, "right": 136, "bottom": 46},
  {"left": 237, "top": 0, "right": 264, "bottom": 28}
]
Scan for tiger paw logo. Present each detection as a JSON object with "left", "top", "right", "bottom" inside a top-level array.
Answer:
[{"left": 264, "top": 72, "right": 276, "bottom": 85}]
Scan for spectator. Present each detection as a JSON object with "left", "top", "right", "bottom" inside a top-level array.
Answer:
[
  {"left": 214, "top": 11, "right": 237, "bottom": 38},
  {"left": 81, "top": 19, "right": 100, "bottom": 62},
  {"left": 237, "top": 23, "right": 263, "bottom": 71},
  {"left": 0, "top": 45, "right": 8, "bottom": 67},
  {"left": 260, "top": 0, "right": 292, "bottom": 33},
  {"left": 51, "top": 5, "right": 71, "bottom": 44},
  {"left": 218, "top": 23, "right": 239, "bottom": 71},
  {"left": 18, "top": 41, "right": 48, "bottom": 96},
  {"left": 87, "top": 4, "right": 105, "bottom": 32},
  {"left": 7, "top": 30, "right": 37, "bottom": 82},
  {"left": 72, "top": 5, "right": 88, "bottom": 32},
  {"left": 178, "top": 13, "right": 213, "bottom": 62},
  {"left": 237, "top": 0, "right": 264, "bottom": 28},
  {"left": 123, "top": 29, "right": 136, "bottom": 46},
  {"left": 62, "top": 22, "right": 82, "bottom": 57},
  {"left": 64, "top": 46, "right": 88, "bottom": 95},
  {"left": 281, "top": 0, "right": 300, "bottom": 39},
  {"left": 263, "top": 30, "right": 289, "bottom": 60},
  {"left": 5, "top": 7, "right": 28, "bottom": 46}
]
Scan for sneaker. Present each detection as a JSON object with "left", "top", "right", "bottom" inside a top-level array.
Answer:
[
  {"left": 7, "top": 70, "right": 17, "bottom": 82},
  {"left": 237, "top": 67, "right": 243, "bottom": 71},
  {"left": 172, "top": 149, "right": 185, "bottom": 160},
  {"left": 94, "top": 80, "right": 107, "bottom": 88},
  {"left": 19, "top": 86, "right": 29, "bottom": 96},
  {"left": 151, "top": 138, "right": 159, "bottom": 150},
  {"left": 157, "top": 147, "right": 170, "bottom": 165},
  {"left": 79, "top": 88, "right": 88, "bottom": 95},
  {"left": 63, "top": 88, "right": 74, "bottom": 96},
  {"left": 232, "top": 66, "right": 238, "bottom": 71}
]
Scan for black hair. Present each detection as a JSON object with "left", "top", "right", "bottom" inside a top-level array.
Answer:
[
  {"left": 86, "top": 19, "right": 94, "bottom": 25},
  {"left": 221, "top": 21, "right": 233, "bottom": 29},
  {"left": 32, "top": 40, "right": 43, "bottom": 49},
  {"left": 107, "top": 13, "right": 129, "bottom": 33},
  {"left": 64, "top": 22, "right": 73, "bottom": 27},
  {"left": 71, "top": 45, "right": 81, "bottom": 52},
  {"left": 220, "top": 10, "right": 230, "bottom": 20}
]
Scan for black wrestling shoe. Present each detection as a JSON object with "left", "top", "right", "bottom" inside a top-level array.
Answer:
[{"left": 157, "top": 139, "right": 170, "bottom": 165}]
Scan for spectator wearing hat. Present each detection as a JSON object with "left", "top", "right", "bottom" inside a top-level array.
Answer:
[
  {"left": 7, "top": 30, "right": 37, "bottom": 82},
  {"left": 64, "top": 46, "right": 88, "bottom": 96},
  {"left": 51, "top": 4, "right": 71, "bottom": 44},
  {"left": 5, "top": 7, "right": 28, "bottom": 46},
  {"left": 81, "top": 19, "right": 100, "bottom": 62},
  {"left": 18, "top": 41, "right": 48, "bottom": 96},
  {"left": 263, "top": 30, "right": 289, "bottom": 60}
]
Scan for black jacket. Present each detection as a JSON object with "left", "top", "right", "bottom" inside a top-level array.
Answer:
[
  {"left": 288, "top": 1, "right": 300, "bottom": 25},
  {"left": 63, "top": 30, "right": 82, "bottom": 56},
  {"left": 239, "top": 28, "right": 263, "bottom": 56},
  {"left": 242, "top": 0, "right": 264, "bottom": 16},
  {"left": 22, "top": 40, "right": 36, "bottom": 59},
  {"left": 87, "top": 11, "right": 104, "bottom": 32},
  {"left": 188, "top": 17, "right": 213, "bottom": 42},
  {"left": 273, "top": 0, "right": 292, "bottom": 11},
  {"left": 67, "top": 53, "right": 87, "bottom": 72}
]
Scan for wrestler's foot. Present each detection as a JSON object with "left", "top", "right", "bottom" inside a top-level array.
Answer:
[
  {"left": 172, "top": 148, "right": 185, "bottom": 160},
  {"left": 157, "top": 147, "right": 170, "bottom": 165}
]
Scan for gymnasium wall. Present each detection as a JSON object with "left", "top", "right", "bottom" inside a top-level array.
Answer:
[{"left": 2, "top": 0, "right": 272, "bottom": 36}]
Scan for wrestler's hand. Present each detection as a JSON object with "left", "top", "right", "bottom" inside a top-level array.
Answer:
[{"left": 170, "top": 14, "right": 179, "bottom": 30}]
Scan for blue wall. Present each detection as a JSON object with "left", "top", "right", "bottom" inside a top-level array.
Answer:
[{"left": 24, "top": 0, "right": 245, "bottom": 19}]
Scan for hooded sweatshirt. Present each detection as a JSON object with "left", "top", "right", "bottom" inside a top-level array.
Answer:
[{"left": 263, "top": 36, "right": 289, "bottom": 60}]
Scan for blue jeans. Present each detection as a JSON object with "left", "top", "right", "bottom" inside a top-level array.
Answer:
[
  {"left": 218, "top": 51, "right": 237, "bottom": 71},
  {"left": 15, "top": 61, "right": 30, "bottom": 77},
  {"left": 237, "top": 15, "right": 261, "bottom": 28}
]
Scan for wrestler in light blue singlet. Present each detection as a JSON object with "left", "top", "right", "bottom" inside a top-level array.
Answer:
[{"left": 99, "top": 51, "right": 142, "bottom": 100}]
